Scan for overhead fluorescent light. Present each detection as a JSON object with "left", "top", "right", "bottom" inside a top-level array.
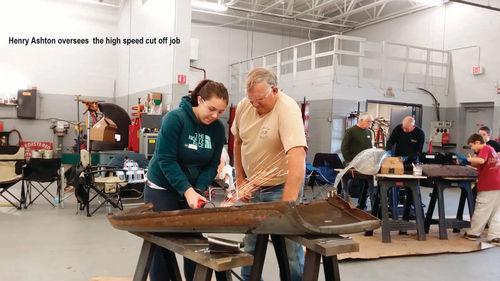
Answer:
[{"left": 192, "top": 0, "right": 228, "bottom": 12}]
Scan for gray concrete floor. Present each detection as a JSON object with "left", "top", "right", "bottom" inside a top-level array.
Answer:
[{"left": 1, "top": 183, "right": 499, "bottom": 281}]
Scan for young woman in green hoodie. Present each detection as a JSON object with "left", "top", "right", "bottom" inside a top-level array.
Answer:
[{"left": 144, "top": 79, "right": 228, "bottom": 281}]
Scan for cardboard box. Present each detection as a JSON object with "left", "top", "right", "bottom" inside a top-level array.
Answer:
[
  {"left": 90, "top": 117, "right": 117, "bottom": 142},
  {"left": 150, "top": 92, "right": 162, "bottom": 101},
  {"left": 380, "top": 157, "right": 404, "bottom": 174}
]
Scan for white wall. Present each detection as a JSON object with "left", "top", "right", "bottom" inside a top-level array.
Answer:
[
  {"left": 189, "top": 24, "right": 308, "bottom": 101},
  {"left": 0, "top": 0, "right": 119, "bottom": 98},
  {"left": 116, "top": 0, "right": 191, "bottom": 112},
  {"left": 0, "top": 0, "right": 186, "bottom": 100},
  {"left": 0, "top": 0, "right": 191, "bottom": 146},
  {"left": 346, "top": 2, "right": 500, "bottom": 134},
  {"left": 347, "top": 3, "right": 500, "bottom": 105},
  {"left": 127, "top": 0, "right": 175, "bottom": 95},
  {"left": 116, "top": 0, "right": 132, "bottom": 101},
  {"left": 443, "top": 4, "right": 500, "bottom": 106}
]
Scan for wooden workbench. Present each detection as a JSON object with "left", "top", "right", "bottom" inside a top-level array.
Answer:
[
  {"left": 246, "top": 233, "right": 358, "bottom": 281},
  {"left": 130, "top": 232, "right": 359, "bottom": 281},
  {"left": 131, "top": 232, "right": 253, "bottom": 281},
  {"left": 370, "top": 174, "right": 427, "bottom": 243},
  {"left": 287, "top": 235, "right": 359, "bottom": 281}
]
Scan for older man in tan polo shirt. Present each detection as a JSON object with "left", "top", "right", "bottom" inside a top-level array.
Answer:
[{"left": 231, "top": 67, "right": 307, "bottom": 281}]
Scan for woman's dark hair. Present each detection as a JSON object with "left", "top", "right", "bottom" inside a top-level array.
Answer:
[{"left": 190, "top": 79, "right": 229, "bottom": 106}]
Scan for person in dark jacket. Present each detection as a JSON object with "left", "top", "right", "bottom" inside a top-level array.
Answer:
[
  {"left": 386, "top": 116, "right": 425, "bottom": 165},
  {"left": 144, "top": 79, "right": 228, "bottom": 281},
  {"left": 478, "top": 126, "right": 500, "bottom": 155}
]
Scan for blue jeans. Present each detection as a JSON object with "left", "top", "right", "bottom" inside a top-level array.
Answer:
[
  {"left": 241, "top": 184, "right": 305, "bottom": 281},
  {"left": 144, "top": 185, "right": 198, "bottom": 281}
]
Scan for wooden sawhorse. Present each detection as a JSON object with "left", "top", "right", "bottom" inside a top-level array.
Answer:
[
  {"left": 424, "top": 177, "right": 476, "bottom": 240},
  {"left": 287, "top": 235, "right": 358, "bottom": 281},
  {"left": 366, "top": 174, "right": 427, "bottom": 243},
  {"left": 131, "top": 232, "right": 253, "bottom": 281},
  {"left": 247, "top": 234, "right": 358, "bottom": 281}
]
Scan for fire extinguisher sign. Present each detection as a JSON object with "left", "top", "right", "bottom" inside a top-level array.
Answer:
[{"left": 177, "top": 74, "right": 187, "bottom": 84}]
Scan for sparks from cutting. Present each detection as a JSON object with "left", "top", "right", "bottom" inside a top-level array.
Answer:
[{"left": 221, "top": 150, "right": 287, "bottom": 207}]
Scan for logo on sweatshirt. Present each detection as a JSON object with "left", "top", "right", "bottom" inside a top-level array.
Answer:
[{"left": 188, "top": 133, "right": 212, "bottom": 149}]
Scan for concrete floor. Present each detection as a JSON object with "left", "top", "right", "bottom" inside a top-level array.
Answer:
[{"left": 1, "top": 184, "right": 499, "bottom": 281}]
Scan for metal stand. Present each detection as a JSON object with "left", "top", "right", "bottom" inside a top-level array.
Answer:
[{"left": 75, "top": 95, "right": 81, "bottom": 153}]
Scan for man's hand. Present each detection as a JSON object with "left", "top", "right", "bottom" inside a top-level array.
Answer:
[
  {"left": 233, "top": 136, "right": 251, "bottom": 203},
  {"left": 184, "top": 187, "right": 207, "bottom": 209},
  {"left": 467, "top": 154, "right": 485, "bottom": 167}
]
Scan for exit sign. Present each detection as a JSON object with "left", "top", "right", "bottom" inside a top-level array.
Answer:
[{"left": 472, "top": 66, "right": 484, "bottom": 75}]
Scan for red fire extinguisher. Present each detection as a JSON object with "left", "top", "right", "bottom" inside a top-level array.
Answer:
[{"left": 442, "top": 130, "right": 450, "bottom": 144}]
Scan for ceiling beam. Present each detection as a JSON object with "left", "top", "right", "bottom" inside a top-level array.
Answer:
[
  {"left": 294, "top": 0, "right": 340, "bottom": 17},
  {"left": 225, "top": 0, "right": 243, "bottom": 5},
  {"left": 260, "top": 0, "right": 284, "bottom": 12},
  {"left": 348, "top": 3, "right": 437, "bottom": 30},
  {"left": 346, "top": 0, "right": 359, "bottom": 13},
  {"left": 376, "top": 2, "right": 387, "bottom": 17},
  {"left": 227, "top": 5, "right": 351, "bottom": 27},
  {"left": 192, "top": 9, "right": 340, "bottom": 33},
  {"left": 285, "top": 0, "right": 295, "bottom": 15},
  {"left": 342, "top": 0, "right": 360, "bottom": 24},
  {"left": 323, "top": 0, "right": 393, "bottom": 23}
]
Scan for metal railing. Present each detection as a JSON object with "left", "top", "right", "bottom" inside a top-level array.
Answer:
[{"left": 230, "top": 34, "right": 450, "bottom": 99}]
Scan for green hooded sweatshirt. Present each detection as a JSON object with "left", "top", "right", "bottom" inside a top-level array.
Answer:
[{"left": 147, "top": 96, "right": 225, "bottom": 196}]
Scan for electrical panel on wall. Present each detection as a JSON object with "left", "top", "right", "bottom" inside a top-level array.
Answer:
[
  {"left": 430, "top": 121, "right": 452, "bottom": 146},
  {"left": 17, "top": 89, "right": 37, "bottom": 119}
]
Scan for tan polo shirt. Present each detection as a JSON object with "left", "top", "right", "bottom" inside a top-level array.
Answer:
[{"left": 231, "top": 92, "right": 307, "bottom": 186}]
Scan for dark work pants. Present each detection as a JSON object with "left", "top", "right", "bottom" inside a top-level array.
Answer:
[{"left": 144, "top": 184, "right": 197, "bottom": 281}]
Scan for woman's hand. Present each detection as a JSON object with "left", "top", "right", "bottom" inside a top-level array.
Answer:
[{"left": 184, "top": 187, "right": 207, "bottom": 209}]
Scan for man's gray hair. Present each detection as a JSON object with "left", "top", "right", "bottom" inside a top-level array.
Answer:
[
  {"left": 245, "top": 67, "right": 278, "bottom": 91},
  {"left": 359, "top": 112, "right": 373, "bottom": 121},
  {"left": 403, "top": 116, "right": 415, "bottom": 126}
]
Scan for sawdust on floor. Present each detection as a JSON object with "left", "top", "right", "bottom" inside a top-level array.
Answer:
[{"left": 338, "top": 226, "right": 495, "bottom": 260}]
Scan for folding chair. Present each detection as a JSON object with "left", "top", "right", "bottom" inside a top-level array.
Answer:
[
  {"left": 23, "top": 158, "right": 62, "bottom": 207},
  {"left": 0, "top": 146, "right": 25, "bottom": 209},
  {"left": 305, "top": 153, "right": 343, "bottom": 201},
  {"left": 81, "top": 165, "right": 127, "bottom": 216},
  {"left": 66, "top": 150, "right": 127, "bottom": 216}
]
